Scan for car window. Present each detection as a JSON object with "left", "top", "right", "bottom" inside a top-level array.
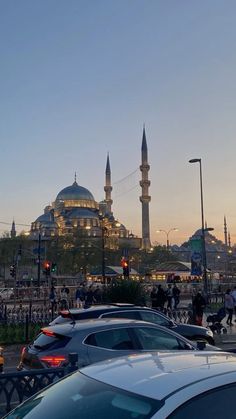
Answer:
[
  {"left": 101, "top": 311, "right": 140, "bottom": 320},
  {"left": 140, "top": 311, "right": 170, "bottom": 327},
  {"left": 85, "top": 328, "right": 135, "bottom": 350},
  {"left": 32, "top": 332, "right": 70, "bottom": 351},
  {"left": 168, "top": 384, "right": 236, "bottom": 418},
  {"left": 134, "top": 327, "right": 187, "bottom": 350},
  {"left": 9, "top": 371, "right": 162, "bottom": 419}
]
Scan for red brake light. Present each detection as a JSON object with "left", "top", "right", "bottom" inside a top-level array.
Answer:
[
  {"left": 21, "top": 346, "right": 26, "bottom": 356},
  {"left": 40, "top": 355, "right": 66, "bottom": 368},
  {"left": 43, "top": 329, "right": 56, "bottom": 337}
]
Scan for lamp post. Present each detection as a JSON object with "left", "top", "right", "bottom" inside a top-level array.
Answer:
[
  {"left": 37, "top": 232, "right": 41, "bottom": 288},
  {"left": 156, "top": 228, "right": 178, "bottom": 250},
  {"left": 189, "top": 158, "right": 209, "bottom": 297},
  {"left": 101, "top": 225, "right": 106, "bottom": 284}
]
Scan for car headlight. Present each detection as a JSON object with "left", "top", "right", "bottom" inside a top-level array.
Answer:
[{"left": 206, "top": 329, "right": 213, "bottom": 337}]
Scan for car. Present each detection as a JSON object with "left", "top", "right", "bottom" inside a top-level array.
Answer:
[
  {"left": 8, "top": 351, "right": 236, "bottom": 418},
  {"left": 49, "top": 304, "right": 215, "bottom": 345},
  {"left": 17, "top": 318, "right": 219, "bottom": 371}
]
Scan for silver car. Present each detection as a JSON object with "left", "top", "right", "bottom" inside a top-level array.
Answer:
[{"left": 18, "top": 318, "right": 218, "bottom": 370}]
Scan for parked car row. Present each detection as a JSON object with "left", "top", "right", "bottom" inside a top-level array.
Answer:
[
  {"left": 5, "top": 303, "right": 234, "bottom": 418},
  {"left": 7, "top": 352, "right": 236, "bottom": 418},
  {"left": 50, "top": 304, "right": 215, "bottom": 344}
]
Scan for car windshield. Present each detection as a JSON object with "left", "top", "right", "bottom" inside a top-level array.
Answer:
[{"left": 6, "top": 372, "right": 162, "bottom": 419}]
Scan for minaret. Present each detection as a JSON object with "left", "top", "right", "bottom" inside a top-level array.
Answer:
[
  {"left": 11, "top": 219, "right": 16, "bottom": 238},
  {"left": 228, "top": 232, "right": 231, "bottom": 248},
  {"left": 140, "top": 126, "right": 151, "bottom": 250},
  {"left": 224, "top": 215, "right": 228, "bottom": 247},
  {"left": 104, "top": 153, "right": 113, "bottom": 215}
]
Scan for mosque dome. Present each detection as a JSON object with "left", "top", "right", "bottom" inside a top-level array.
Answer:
[{"left": 56, "top": 180, "right": 95, "bottom": 202}]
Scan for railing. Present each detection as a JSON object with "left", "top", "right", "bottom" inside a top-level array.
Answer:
[
  {"left": 0, "top": 353, "right": 78, "bottom": 417},
  {"left": 163, "top": 308, "right": 194, "bottom": 324}
]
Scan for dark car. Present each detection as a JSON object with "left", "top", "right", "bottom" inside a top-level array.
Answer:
[
  {"left": 49, "top": 304, "right": 215, "bottom": 344},
  {"left": 18, "top": 318, "right": 217, "bottom": 371}
]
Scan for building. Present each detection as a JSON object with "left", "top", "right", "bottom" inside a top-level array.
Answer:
[{"left": 8, "top": 129, "right": 152, "bottom": 253}]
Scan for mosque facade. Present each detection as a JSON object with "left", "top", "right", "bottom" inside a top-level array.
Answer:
[{"left": 29, "top": 129, "right": 152, "bottom": 250}]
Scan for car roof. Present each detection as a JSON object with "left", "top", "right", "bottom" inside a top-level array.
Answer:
[
  {"left": 44, "top": 318, "right": 177, "bottom": 335},
  {"left": 81, "top": 352, "right": 236, "bottom": 400},
  {"left": 59, "top": 304, "right": 143, "bottom": 315}
]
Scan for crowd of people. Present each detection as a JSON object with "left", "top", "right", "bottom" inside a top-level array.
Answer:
[
  {"left": 49, "top": 283, "right": 104, "bottom": 310},
  {"left": 47, "top": 282, "right": 236, "bottom": 330},
  {"left": 150, "top": 284, "right": 181, "bottom": 311}
]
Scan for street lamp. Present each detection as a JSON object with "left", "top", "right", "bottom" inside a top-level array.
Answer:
[
  {"left": 189, "top": 158, "right": 209, "bottom": 297},
  {"left": 37, "top": 232, "right": 41, "bottom": 288},
  {"left": 156, "top": 228, "right": 178, "bottom": 250}
]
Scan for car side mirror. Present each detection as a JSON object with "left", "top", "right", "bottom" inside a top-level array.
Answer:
[{"left": 197, "top": 341, "right": 206, "bottom": 350}]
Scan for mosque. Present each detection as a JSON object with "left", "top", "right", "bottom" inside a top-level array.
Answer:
[{"left": 27, "top": 128, "right": 152, "bottom": 251}]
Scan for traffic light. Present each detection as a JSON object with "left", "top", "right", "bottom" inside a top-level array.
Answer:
[
  {"left": 51, "top": 263, "right": 57, "bottom": 273},
  {"left": 43, "top": 261, "right": 51, "bottom": 276},
  {"left": 121, "top": 258, "right": 129, "bottom": 278},
  {"left": 10, "top": 264, "right": 16, "bottom": 278}
]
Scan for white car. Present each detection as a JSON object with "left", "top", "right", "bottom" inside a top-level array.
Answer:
[{"left": 5, "top": 351, "right": 236, "bottom": 418}]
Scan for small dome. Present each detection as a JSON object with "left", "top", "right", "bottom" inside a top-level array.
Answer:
[
  {"left": 35, "top": 213, "right": 53, "bottom": 223},
  {"left": 56, "top": 181, "right": 94, "bottom": 202}
]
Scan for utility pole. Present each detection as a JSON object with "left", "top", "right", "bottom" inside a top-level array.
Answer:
[{"left": 37, "top": 232, "right": 41, "bottom": 288}]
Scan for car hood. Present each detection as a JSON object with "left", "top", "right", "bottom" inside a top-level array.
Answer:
[{"left": 173, "top": 323, "right": 210, "bottom": 335}]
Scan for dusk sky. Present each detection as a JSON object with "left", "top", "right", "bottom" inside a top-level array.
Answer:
[{"left": 1, "top": 0, "right": 236, "bottom": 245}]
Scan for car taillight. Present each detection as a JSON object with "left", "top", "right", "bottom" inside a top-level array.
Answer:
[
  {"left": 40, "top": 355, "right": 67, "bottom": 368},
  {"left": 21, "top": 346, "right": 26, "bottom": 356}
]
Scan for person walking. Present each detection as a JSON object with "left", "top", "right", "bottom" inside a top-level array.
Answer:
[
  {"left": 60, "top": 284, "right": 69, "bottom": 309},
  {"left": 192, "top": 291, "right": 206, "bottom": 326},
  {"left": 225, "top": 289, "right": 234, "bottom": 326},
  {"left": 156, "top": 285, "right": 166, "bottom": 310},
  {"left": 150, "top": 286, "right": 158, "bottom": 309},
  {"left": 173, "top": 284, "right": 181, "bottom": 309},
  {"left": 231, "top": 286, "right": 236, "bottom": 322},
  {"left": 85, "top": 285, "right": 95, "bottom": 307},
  {"left": 49, "top": 285, "right": 57, "bottom": 317},
  {"left": 75, "top": 286, "right": 85, "bottom": 308},
  {"left": 166, "top": 284, "right": 174, "bottom": 309}
]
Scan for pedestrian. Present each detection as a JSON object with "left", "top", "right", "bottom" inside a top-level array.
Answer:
[
  {"left": 192, "top": 291, "right": 206, "bottom": 326},
  {"left": 166, "top": 284, "right": 174, "bottom": 309},
  {"left": 85, "top": 285, "right": 95, "bottom": 307},
  {"left": 75, "top": 286, "right": 85, "bottom": 308},
  {"left": 173, "top": 284, "right": 181, "bottom": 309},
  {"left": 93, "top": 286, "right": 102, "bottom": 304},
  {"left": 156, "top": 285, "right": 166, "bottom": 310},
  {"left": 225, "top": 289, "right": 234, "bottom": 326},
  {"left": 60, "top": 284, "right": 69, "bottom": 309},
  {"left": 230, "top": 286, "right": 236, "bottom": 322},
  {"left": 49, "top": 285, "right": 57, "bottom": 315},
  {"left": 150, "top": 286, "right": 158, "bottom": 309}
]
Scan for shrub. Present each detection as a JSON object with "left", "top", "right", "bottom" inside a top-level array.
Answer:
[{"left": 105, "top": 280, "right": 148, "bottom": 305}]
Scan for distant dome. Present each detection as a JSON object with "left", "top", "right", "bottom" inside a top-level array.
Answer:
[
  {"left": 56, "top": 181, "right": 94, "bottom": 202},
  {"left": 35, "top": 213, "right": 53, "bottom": 223}
]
